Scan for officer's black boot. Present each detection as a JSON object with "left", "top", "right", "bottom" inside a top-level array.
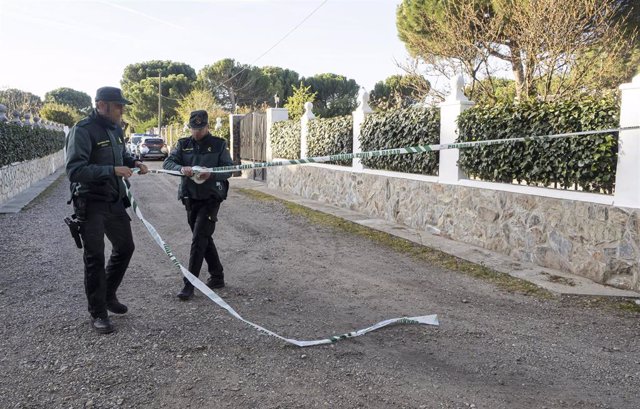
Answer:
[
  {"left": 106, "top": 295, "right": 128, "bottom": 314},
  {"left": 177, "top": 283, "right": 194, "bottom": 300},
  {"left": 206, "top": 275, "right": 225, "bottom": 289},
  {"left": 91, "top": 316, "right": 115, "bottom": 334}
]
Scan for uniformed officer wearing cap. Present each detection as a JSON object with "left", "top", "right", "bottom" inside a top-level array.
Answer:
[
  {"left": 66, "top": 86, "right": 149, "bottom": 334},
  {"left": 163, "top": 110, "right": 234, "bottom": 300}
]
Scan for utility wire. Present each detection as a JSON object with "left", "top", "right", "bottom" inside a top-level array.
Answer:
[{"left": 217, "top": 0, "right": 329, "bottom": 88}]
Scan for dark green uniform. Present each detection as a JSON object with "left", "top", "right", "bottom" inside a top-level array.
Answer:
[
  {"left": 163, "top": 134, "right": 233, "bottom": 288},
  {"left": 65, "top": 110, "right": 138, "bottom": 319}
]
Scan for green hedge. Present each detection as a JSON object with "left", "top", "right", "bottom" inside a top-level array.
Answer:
[
  {"left": 360, "top": 107, "right": 440, "bottom": 175},
  {"left": 308, "top": 115, "right": 353, "bottom": 166},
  {"left": 457, "top": 97, "right": 620, "bottom": 193},
  {"left": 0, "top": 122, "right": 66, "bottom": 167},
  {"left": 271, "top": 120, "right": 301, "bottom": 159}
]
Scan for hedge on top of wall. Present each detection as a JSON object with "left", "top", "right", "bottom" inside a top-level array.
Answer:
[
  {"left": 0, "top": 122, "right": 65, "bottom": 167},
  {"left": 359, "top": 106, "right": 440, "bottom": 175},
  {"left": 270, "top": 120, "right": 301, "bottom": 160},
  {"left": 457, "top": 96, "right": 620, "bottom": 193},
  {"left": 307, "top": 115, "right": 353, "bottom": 166}
]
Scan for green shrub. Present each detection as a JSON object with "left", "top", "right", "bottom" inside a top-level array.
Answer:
[
  {"left": 457, "top": 96, "right": 620, "bottom": 193},
  {"left": 307, "top": 116, "right": 353, "bottom": 166},
  {"left": 0, "top": 122, "right": 65, "bottom": 167},
  {"left": 360, "top": 107, "right": 440, "bottom": 175},
  {"left": 271, "top": 120, "right": 301, "bottom": 159}
]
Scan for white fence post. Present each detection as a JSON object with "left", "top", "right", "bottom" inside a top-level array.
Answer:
[
  {"left": 438, "top": 75, "right": 474, "bottom": 183},
  {"left": 352, "top": 90, "right": 373, "bottom": 171},
  {"left": 300, "top": 102, "right": 315, "bottom": 158},
  {"left": 614, "top": 73, "right": 640, "bottom": 209},
  {"left": 266, "top": 108, "right": 288, "bottom": 161}
]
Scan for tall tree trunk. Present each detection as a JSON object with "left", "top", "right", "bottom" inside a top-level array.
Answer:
[
  {"left": 229, "top": 90, "right": 237, "bottom": 114},
  {"left": 510, "top": 45, "right": 527, "bottom": 100}
]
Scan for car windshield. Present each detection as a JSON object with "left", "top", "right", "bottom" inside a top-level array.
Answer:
[
  {"left": 131, "top": 136, "right": 142, "bottom": 144},
  {"left": 144, "top": 138, "right": 164, "bottom": 144}
]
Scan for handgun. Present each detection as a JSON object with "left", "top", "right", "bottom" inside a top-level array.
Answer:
[{"left": 64, "top": 216, "right": 83, "bottom": 249}]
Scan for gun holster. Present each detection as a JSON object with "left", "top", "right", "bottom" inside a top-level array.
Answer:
[{"left": 64, "top": 214, "right": 83, "bottom": 249}]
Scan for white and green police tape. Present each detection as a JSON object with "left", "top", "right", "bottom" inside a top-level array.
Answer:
[
  {"left": 149, "top": 127, "right": 638, "bottom": 177},
  {"left": 124, "top": 183, "right": 439, "bottom": 347}
]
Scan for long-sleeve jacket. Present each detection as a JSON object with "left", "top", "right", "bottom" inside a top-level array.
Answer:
[
  {"left": 163, "top": 133, "right": 234, "bottom": 201},
  {"left": 65, "top": 110, "right": 137, "bottom": 202}
]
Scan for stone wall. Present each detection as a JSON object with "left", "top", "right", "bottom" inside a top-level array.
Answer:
[
  {"left": 267, "top": 165, "right": 639, "bottom": 291},
  {"left": 0, "top": 150, "right": 65, "bottom": 203}
]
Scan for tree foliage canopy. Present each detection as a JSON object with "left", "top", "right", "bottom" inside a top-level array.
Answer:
[
  {"left": 301, "top": 73, "right": 359, "bottom": 117},
  {"left": 261, "top": 66, "right": 300, "bottom": 107},
  {"left": 121, "top": 60, "right": 196, "bottom": 88},
  {"left": 176, "top": 88, "right": 227, "bottom": 127},
  {"left": 197, "top": 59, "right": 270, "bottom": 113},
  {"left": 0, "top": 88, "right": 42, "bottom": 115},
  {"left": 44, "top": 87, "right": 92, "bottom": 112},
  {"left": 120, "top": 60, "right": 197, "bottom": 131},
  {"left": 370, "top": 74, "right": 431, "bottom": 110},
  {"left": 39, "top": 102, "right": 82, "bottom": 126},
  {"left": 397, "top": 0, "right": 640, "bottom": 102}
]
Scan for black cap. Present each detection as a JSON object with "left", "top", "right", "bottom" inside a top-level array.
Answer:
[
  {"left": 95, "top": 86, "right": 132, "bottom": 105},
  {"left": 189, "top": 110, "right": 209, "bottom": 129}
]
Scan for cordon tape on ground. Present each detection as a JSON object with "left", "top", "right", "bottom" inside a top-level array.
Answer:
[{"left": 125, "top": 184, "right": 439, "bottom": 347}]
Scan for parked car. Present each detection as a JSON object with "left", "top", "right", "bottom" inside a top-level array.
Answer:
[
  {"left": 136, "top": 136, "right": 168, "bottom": 160},
  {"left": 127, "top": 134, "right": 144, "bottom": 157}
]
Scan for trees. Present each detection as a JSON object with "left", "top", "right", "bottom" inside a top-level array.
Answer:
[
  {"left": 261, "top": 66, "right": 300, "bottom": 107},
  {"left": 370, "top": 74, "right": 431, "bottom": 110},
  {"left": 176, "top": 89, "right": 227, "bottom": 127},
  {"left": 397, "top": 0, "right": 639, "bottom": 102},
  {"left": 197, "top": 59, "right": 270, "bottom": 113},
  {"left": 0, "top": 88, "right": 42, "bottom": 114},
  {"left": 120, "top": 60, "right": 196, "bottom": 131},
  {"left": 39, "top": 102, "right": 81, "bottom": 126},
  {"left": 44, "top": 87, "right": 91, "bottom": 112},
  {"left": 121, "top": 60, "right": 196, "bottom": 89},
  {"left": 302, "top": 73, "right": 359, "bottom": 117}
]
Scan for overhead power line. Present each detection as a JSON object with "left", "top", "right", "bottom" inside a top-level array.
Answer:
[{"left": 218, "top": 0, "right": 330, "bottom": 87}]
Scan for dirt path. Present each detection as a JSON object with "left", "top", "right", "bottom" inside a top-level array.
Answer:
[{"left": 0, "top": 162, "right": 639, "bottom": 409}]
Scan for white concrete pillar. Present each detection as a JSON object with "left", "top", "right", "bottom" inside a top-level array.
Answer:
[
  {"left": 266, "top": 108, "right": 288, "bottom": 161},
  {"left": 352, "top": 89, "right": 373, "bottom": 171},
  {"left": 438, "top": 75, "right": 474, "bottom": 184},
  {"left": 614, "top": 73, "right": 640, "bottom": 209},
  {"left": 300, "top": 102, "right": 315, "bottom": 158}
]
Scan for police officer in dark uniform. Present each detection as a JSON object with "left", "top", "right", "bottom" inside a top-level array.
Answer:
[
  {"left": 66, "top": 86, "right": 149, "bottom": 334},
  {"left": 163, "top": 110, "right": 233, "bottom": 300}
]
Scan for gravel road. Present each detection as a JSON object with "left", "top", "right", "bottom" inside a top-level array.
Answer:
[{"left": 0, "top": 162, "right": 639, "bottom": 409}]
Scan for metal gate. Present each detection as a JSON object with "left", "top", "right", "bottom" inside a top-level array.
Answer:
[{"left": 239, "top": 112, "right": 267, "bottom": 181}]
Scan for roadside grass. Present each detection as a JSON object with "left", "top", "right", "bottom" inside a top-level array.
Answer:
[
  {"left": 559, "top": 295, "right": 640, "bottom": 315},
  {"left": 239, "top": 188, "right": 551, "bottom": 299}
]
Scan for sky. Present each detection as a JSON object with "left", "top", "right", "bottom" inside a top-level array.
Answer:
[{"left": 0, "top": 0, "right": 413, "bottom": 101}]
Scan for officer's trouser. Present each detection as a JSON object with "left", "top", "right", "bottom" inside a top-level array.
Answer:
[
  {"left": 185, "top": 198, "right": 223, "bottom": 285},
  {"left": 80, "top": 199, "right": 135, "bottom": 318}
]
